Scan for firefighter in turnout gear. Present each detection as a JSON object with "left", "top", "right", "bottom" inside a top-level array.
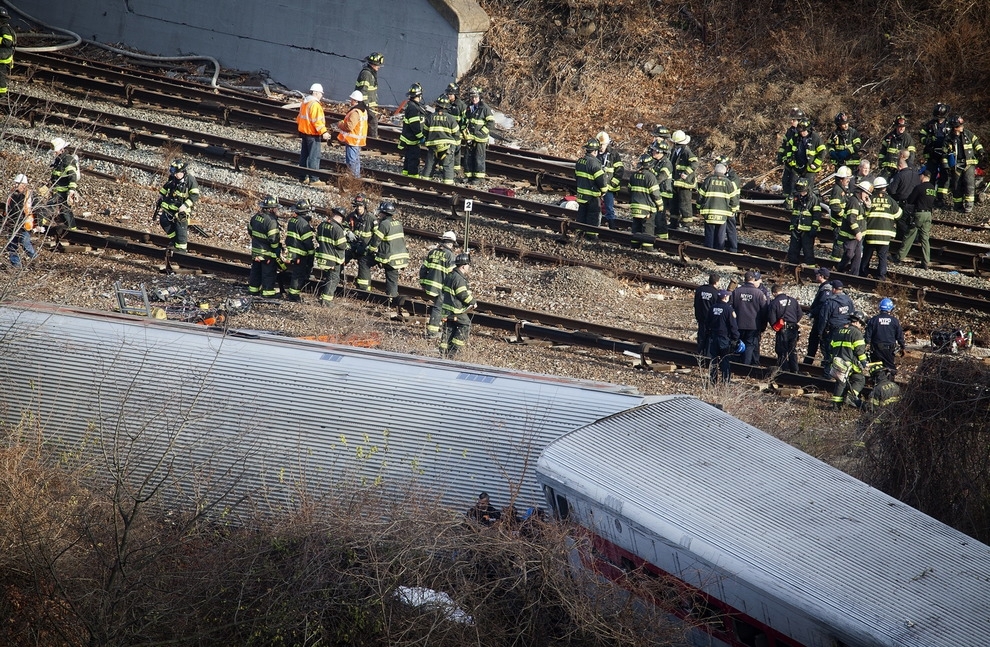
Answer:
[
  {"left": 445, "top": 83, "right": 468, "bottom": 173},
  {"left": 786, "top": 177, "right": 822, "bottom": 266},
  {"left": 879, "top": 115, "right": 915, "bottom": 178},
  {"left": 947, "top": 115, "right": 985, "bottom": 214},
  {"left": 0, "top": 7, "right": 15, "bottom": 100},
  {"left": 858, "top": 176, "right": 901, "bottom": 280},
  {"left": 355, "top": 52, "right": 382, "bottom": 138},
  {"left": 833, "top": 181, "right": 870, "bottom": 273},
  {"left": 628, "top": 154, "right": 662, "bottom": 251},
  {"left": 698, "top": 163, "right": 739, "bottom": 250},
  {"left": 829, "top": 310, "right": 869, "bottom": 410},
  {"left": 422, "top": 95, "right": 460, "bottom": 185},
  {"left": 313, "top": 207, "right": 349, "bottom": 305},
  {"left": 397, "top": 83, "right": 426, "bottom": 177},
  {"left": 816, "top": 279, "right": 855, "bottom": 369},
  {"left": 596, "top": 131, "right": 624, "bottom": 228},
  {"left": 575, "top": 138, "right": 607, "bottom": 239},
  {"left": 783, "top": 119, "right": 826, "bottom": 192},
  {"left": 157, "top": 159, "right": 200, "bottom": 251},
  {"left": 463, "top": 87, "right": 494, "bottom": 184},
  {"left": 367, "top": 201, "right": 409, "bottom": 302},
  {"left": 827, "top": 112, "right": 862, "bottom": 169},
  {"left": 248, "top": 195, "right": 282, "bottom": 297},
  {"left": 648, "top": 142, "right": 674, "bottom": 239},
  {"left": 47, "top": 137, "right": 80, "bottom": 231},
  {"left": 669, "top": 130, "right": 698, "bottom": 228},
  {"left": 284, "top": 198, "right": 316, "bottom": 302},
  {"left": 716, "top": 155, "right": 741, "bottom": 252},
  {"left": 920, "top": 103, "right": 953, "bottom": 204},
  {"left": 865, "top": 298, "right": 905, "bottom": 377},
  {"left": 420, "top": 231, "right": 457, "bottom": 337},
  {"left": 439, "top": 253, "right": 477, "bottom": 358},
  {"left": 868, "top": 362, "right": 902, "bottom": 410},
  {"left": 828, "top": 165, "right": 853, "bottom": 231},
  {"left": 777, "top": 108, "right": 804, "bottom": 196},
  {"left": 351, "top": 194, "right": 378, "bottom": 292}
]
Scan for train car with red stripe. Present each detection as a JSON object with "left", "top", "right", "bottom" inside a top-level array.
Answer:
[{"left": 535, "top": 396, "right": 990, "bottom": 647}]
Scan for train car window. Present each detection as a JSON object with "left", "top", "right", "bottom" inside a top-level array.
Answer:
[
  {"left": 688, "top": 595, "right": 727, "bottom": 633},
  {"left": 733, "top": 617, "right": 768, "bottom": 647},
  {"left": 614, "top": 518, "right": 623, "bottom": 533},
  {"left": 555, "top": 494, "right": 570, "bottom": 520}
]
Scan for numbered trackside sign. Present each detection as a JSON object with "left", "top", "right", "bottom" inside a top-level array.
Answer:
[{"left": 464, "top": 199, "right": 473, "bottom": 212}]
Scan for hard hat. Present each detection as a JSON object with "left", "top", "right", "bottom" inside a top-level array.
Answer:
[
  {"left": 652, "top": 124, "right": 670, "bottom": 137},
  {"left": 893, "top": 114, "right": 907, "bottom": 126},
  {"left": 352, "top": 193, "right": 366, "bottom": 207},
  {"left": 367, "top": 52, "right": 385, "bottom": 65},
  {"left": 469, "top": 86, "right": 482, "bottom": 97},
  {"left": 51, "top": 137, "right": 68, "bottom": 152},
  {"left": 309, "top": 83, "right": 324, "bottom": 93},
  {"left": 855, "top": 180, "right": 873, "bottom": 195},
  {"left": 260, "top": 194, "right": 279, "bottom": 209},
  {"left": 349, "top": 90, "right": 364, "bottom": 102},
  {"left": 795, "top": 177, "right": 809, "bottom": 191},
  {"left": 835, "top": 165, "right": 853, "bottom": 179},
  {"left": 671, "top": 130, "right": 690, "bottom": 145},
  {"left": 378, "top": 201, "right": 396, "bottom": 215},
  {"left": 454, "top": 253, "right": 471, "bottom": 266},
  {"left": 873, "top": 176, "right": 888, "bottom": 190},
  {"left": 714, "top": 163, "right": 728, "bottom": 175},
  {"left": 13, "top": 173, "right": 28, "bottom": 184},
  {"left": 834, "top": 112, "right": 849, "bottom": 125},
  {"left": 789, "top": 107, "right": 805, "bottom": 120},
  {"left": 169, "top": 159, "right": 187, "bottom": 174},
  {"left": 736, "top": 340, "right": 746, "bottom": 354},
  {"left": 331, "top": 206, "right": 347, "bottom": 219},
  {"left": 596, "top": 131, "right": 610, "bottom": 147},
  {"left": 879, "top": 298, "right": 894, "bottom": 312},
  {"left": 407, "top": 83, "right": 423, "bottom": 98},
  {"left": 851, "top": 310, "right": 867, "bottom": 323},
  {"left": 441, "top": 230, "right": 457, "bottom": 242},
  {"left": 584, "top": 138, "right": 600, "bottom": 151},
  {"left": 445, "top": 82, "right": 459, "bottom": 95},
  {"left": 293, "top": 198, "right": 312, "bottom": 213},
  {"left": 435, "top": 95, "right": 451, "bottom": 109},
  {"left": 933, "top": 102, "right": 950, "bottom": 117}
]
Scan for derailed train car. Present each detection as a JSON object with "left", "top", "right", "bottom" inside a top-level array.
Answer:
[
  {"left": 536, "top": 396, "right": 990, "bottom": 647},
  {"left": 0, "top": 301, "right": 654, "bottom": 514}
]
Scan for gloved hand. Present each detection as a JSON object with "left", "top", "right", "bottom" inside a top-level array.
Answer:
[{"left": 899, "top": 347, "right": 906, "bottom": 357}]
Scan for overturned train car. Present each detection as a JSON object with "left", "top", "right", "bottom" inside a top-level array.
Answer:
[{"left": 536, "top": 396, "right": 990, "bottom": 647}]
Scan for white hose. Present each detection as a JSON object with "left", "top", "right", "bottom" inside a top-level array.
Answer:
[{"left": 3, "top": 0, "right": 221, "bottom": 88}]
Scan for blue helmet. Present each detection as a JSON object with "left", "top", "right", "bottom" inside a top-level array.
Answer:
[
  {"left": 736, "top": 340, "right": 746, "bottom": 354},
  {"left": 879, "top": 298, "right": 894, "bottom": 312}
]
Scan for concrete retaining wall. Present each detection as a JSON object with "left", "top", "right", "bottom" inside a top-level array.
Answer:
[{"left": 23, "top": 0, "right": 489, "bottom": 105}]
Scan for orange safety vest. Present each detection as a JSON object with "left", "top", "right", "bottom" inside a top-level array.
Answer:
[
  {"left": 296, "top": 95, "right": 327, "bottom": 136},
  {"left": 337, "top": 106, "right": 368, "bottom": 147}
]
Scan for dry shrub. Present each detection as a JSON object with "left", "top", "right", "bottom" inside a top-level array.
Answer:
[{"left": 859, "top": 354, "right": 990, "bottom": 542}]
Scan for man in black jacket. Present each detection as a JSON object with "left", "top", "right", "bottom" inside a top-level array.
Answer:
[{"left": 693, "top": 274, "right": 720, "bottom": 354}]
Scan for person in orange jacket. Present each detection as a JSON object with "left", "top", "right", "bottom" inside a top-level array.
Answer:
[
  {"left": 337, "top": 90, "right": 368, "bottom": 178},
  {"left": 296, "top": 82, "right": 329, "bottom": 185}
]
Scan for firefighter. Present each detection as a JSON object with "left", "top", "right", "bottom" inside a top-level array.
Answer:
[
  {"left": 422, "top": 95, "right": 460, "bottom": 185},
  {"left": 829, "top": 310, "right": 869, "bottom": 410},
  {"left": 864, "top": 298, "right": 905, "bottom": 377},
  {"left": 827, "top": 112, "right": 862, "bottom": 169},
  {"left": 858, "top": 176, "right": 901, "bottom": 280},
  {"left": 0, "top": 7, "right": 14, "bottom": 101},
  {"left": 439, "top": 253, "right": 477, "bottom": 358},
  {"left": 627, "top": 154, "right": 662, "bottom": 252},
  {"left": 367, "top": 201, "right": 409, "bottom": 303},
  {"left": 648, "top": 141, "right": 674, "bottom": 240},
  {"left": 716, "top": 155, "right": 741, "bottom": 252},
  {"left": 783, "top": 119, "right": 826, "bottom": 193},
  {"left": 47, "top": 137, "right": 80, "bottom": 231},
  {"left": 157, "top": 159, "right": 200, "bottom": 252},
  {"left": 828, "top": 165, "right": 853, "bottom": 232},
  {"left": 816, "top": 279, "right": 855, "bottom": 369},
  {"left": 574, "top": 138, "right": 607, "bottom": 240},
  {"left": 463, "top": 87, "right": 494, "bottom": 184},
  {"left": 351, "top": 194, "right": 378, "bottom": 292},
  {"left": 833, "top": 181, "right": 871, "bottom": 273},
  {"left": 669, "top": 129, "right": 698, "bottom": 228},
  {"left": 596, "top": 131, "right": 624, "bottom": 229},
  {"left": 867, "top": 363, "right": 902, "bottom": 410},
  {"left": 919, "top": 103, "right": 953, "bottom": 204},
  {"left": 313, "top": 207, "right": 349, "bottom": 305},
  {"left": 777, "top": 107, "right": 804, "bottom": 196},
  {"left": 445, "top": 83, "right": 468, "bottom": 174},
  {"left": 698, "top": 163, "right": 739, "bottom": 251},
  {"left": 946, "top": 115, "right": 985, "bottom": 214},
  {"left": 878, "top": 115, "right": 915, "bottom": 179},
  {"left": 355, "top": 52, "right": 383, "bottom": 138},
  {"left": 284, "top": 198, "right": 316, "bottom": 302},
  {"left": 786, "top": 177, "right": 822, "bottom": 266},
  {"left": 247, "top": 195, "right": 282, "bottom": 298},
  {"left": 420, "top": 231, "right": 457, "bottom": 338},
  {"left": 397, "top": 83, "right": 426, "bottom": 177}
]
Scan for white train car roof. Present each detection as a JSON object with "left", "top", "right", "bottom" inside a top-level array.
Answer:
[
  {"left": 0, "top": 302, "right": 652, "bottom": 513},
  {"left": 536, "top": 396, "right": 990, "bottom": 647}
]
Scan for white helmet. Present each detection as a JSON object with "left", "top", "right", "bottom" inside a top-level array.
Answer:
[
  {"left": 835, "top": 165, "right": 852, "bottom": 178},
  {"left": 349, "top": 90, "right": 364, "bottom": 102},
  {"left": 596, "top": 131, "right": 610, "bottom": 147},
  {"left": 309, "top": 83, "right": 324, "bottom": 93},
  {"left": 51, "top": 137, "right": 68, "bottom": 152},
  {"left": 671, "top": 130, "right": 690, "bottom": 145},
  {"left": 873, "top": 176, "right": 888, "bottom": 190},
  {"left": 441, "top": 231, "right": 457, "bottom": 242},
  {"left": 13, "top": 173, "right": 28, "bottom": 184}
]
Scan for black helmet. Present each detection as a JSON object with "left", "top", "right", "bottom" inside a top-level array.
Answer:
[
  {"left": 638, "top": 153, "right": 652, "bottom": 167},
  {"left": 789, "top": 107, "right": 805, "bottom": 120},
  {"left": 260, "top": 194, "right": 279, "bottom": 210},
  {"left": 455, "top": 253, "right": 471, "bottom": 266},
  {"left": 716, "top": 155, "right": 731, "bottom": 166},
  {"left": 851, "top": 309, "right": 867, "bottom": 323},
  {"left": 435, "top": 95, "right": 450, "bottom": 109},
  {"left": 378, "top": 201, "right": 396, "bottom": 215},
  {"left": 834, "top": 112, "right": 849, "bottom": 125},
  {"left": 584, "top": 138, "right": 600, "bottom": 151},
  {"left": 469, "top": 86, "right": 482, "bottom": 97},
  {"left": 0, "top": 8, "right": 9, "bottom": 21},
  {"left": 933, "top": 102, "right": 950, "bottom": 117},
  {"left": 798, "top": 118, "right": 811, "bottom": 130},
  {"left": 893, "top": 114, "right": 907, "bottom": 127},
  {"left": 652, "top": 124, "right": 670, "bottom": 138},
  {"left": 951, "top": 115, "right": 965, "bottom": 127},
  {"left": 169, "top": 159, "right": 187, "bottom": 174},
  {"left": 352, "top": 193, "right": 366, "bottom": 207},
  {"left": 407, "top": 83, "right": 423, "bottom": 98},
  {"left": 649, "top": 141, "right": 669, "bottom": 154},
  {"left": 293, "top": 198, "right": 312, "bottom": 214},
  {"left": 445, "top": 82, "right": 459, "bottom": 95},
  {"left": 331, "top": 206, "right": 347, "bottom": 219},
  {"left": 795, "top": 177, "right": 810, "bottom": 192},
  {"left": 367, "top": 52, "right": 384, "bottom": 65}
]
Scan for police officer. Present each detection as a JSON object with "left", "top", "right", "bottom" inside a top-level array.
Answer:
[
  {"left": 420, "top": 231, "right": 457, "bottom": 338},
  {"left": 313, "top": 207, "right": 348, "bottom": 305},
  {"left": 706, "top": 289, "right": 740, "bottom": 384},
  {"left": 864, "top": 298, "right": 906, "bottom": 377},
  {"left": 767, "top": 283, "right": 803, "bottom": 373},
  {"left": 247, "top": 195, "right": 282, "bottom": 298},
  {"left": 367, "top": 201, "right": 409, "bottom": 304},
  {"left": 731, "top": 270, "right": 768, "bottom": 366},
  {"left": 440, "top": 253, "right": 477, "bottom": 358},
  {"left": 284, "top": 198, "right": 315, "bottom": 302},
  {"left": 157, "top": 159, "right": 200, "bottom": 252},
  {"left": 804, "top": 267, "right": 833, "bottom": 365},
  {"left": 694, "top": 273, "right": 720, "bottom": 354},
  {"left": 829, "top": 310, "right": 869, "bottom": 410},
  {"left": 816, "top": 279, "right": 854, "bottom": 369}
]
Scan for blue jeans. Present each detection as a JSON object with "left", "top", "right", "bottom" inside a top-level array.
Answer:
[
  {"left": 299, "top": 134, "right": 322, "bottom": 182},
  {"left": 7, "top": 230, "right": 37, "bottom": 267},
  {"left": 602, "top": 191, "right": 616, "bottom": 222},
  {"left": 345, "top": 145, "right": 361, "bottom": 178}
]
